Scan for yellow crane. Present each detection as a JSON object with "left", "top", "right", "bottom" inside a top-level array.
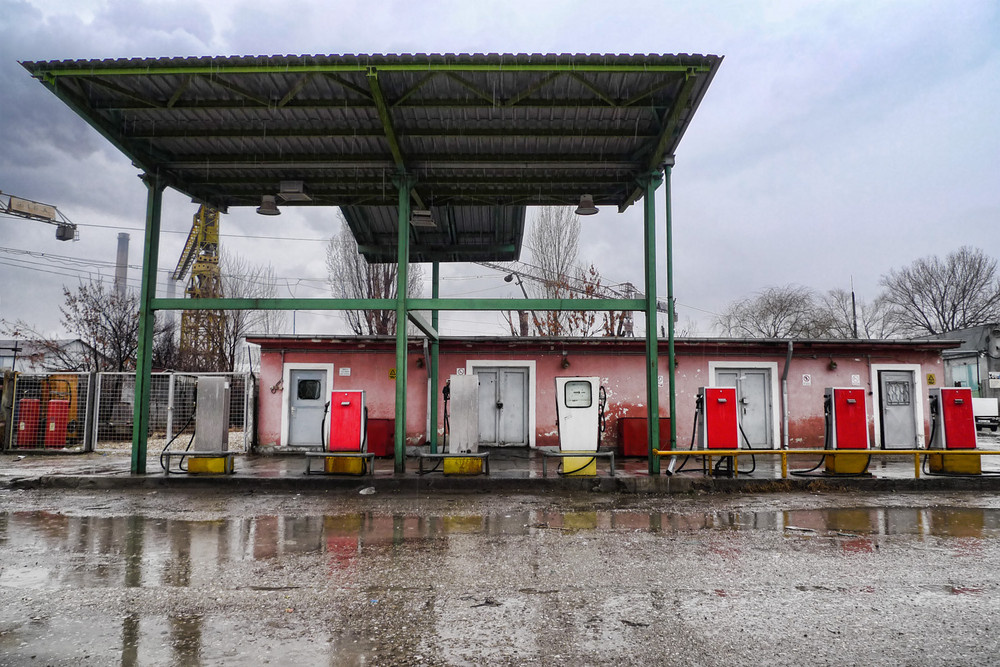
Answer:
[{"left": 171, "top": 204, "right": 223, "bottom": 370}]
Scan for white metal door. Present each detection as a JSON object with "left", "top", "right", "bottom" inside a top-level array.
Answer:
[
  {"left": 287, "top": 369, "right": 327, "bottom": 447},
  {"left": 715, "top": 368, "right": 772, "bottom": 448},
  {"left": 879, "top": 370, "right": 917, "bottom": 449},
  {"left": 474, "top": 367, "right": 528, "bottom": 447}
]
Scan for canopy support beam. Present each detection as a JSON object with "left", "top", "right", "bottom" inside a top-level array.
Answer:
[
  {"left": 131, "top": 173, "right": 164, "bottom": 474},
  {"left": 640, "top": 170, "right": 664, "bottom": 474}
]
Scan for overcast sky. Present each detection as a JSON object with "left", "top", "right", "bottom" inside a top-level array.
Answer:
[{"left": 1, "top": 0, "right": 998, "bottom": 340}]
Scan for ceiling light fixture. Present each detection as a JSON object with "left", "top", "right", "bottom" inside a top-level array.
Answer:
[
  {"left": 410, "top": 209, "right": 436, "bottom": 228},
  {"left": 278, "top": 180, "right": 311, "bottom": 202},
  {"left": 256, "top": 194, "right": 281, "bottom": 216},
  {"left": 575, "top": 194, "right": 598, "bottom": 216}
]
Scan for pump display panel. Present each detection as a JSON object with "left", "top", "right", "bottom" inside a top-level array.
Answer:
[{"left": 563, "top": 381, "right": 593, "bottom": 408}]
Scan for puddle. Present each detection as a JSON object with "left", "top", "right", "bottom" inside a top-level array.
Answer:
[
  {"left": 1, "top": 504, "right": 998, "bottom": 665},
  {"left": 0, "top": 505, "right": 996, "bottom": 592}
]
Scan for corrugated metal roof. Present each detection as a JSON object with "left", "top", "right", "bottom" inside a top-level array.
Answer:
[{"left": 22, "top": 52, "right": 721, "bottom": 262}]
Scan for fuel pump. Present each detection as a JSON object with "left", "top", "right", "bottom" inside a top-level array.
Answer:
[
  {"left": 668, "top": 387, "right": 755, "bottom": 476},
  {"left": 823, "top": 387, "right": 871, "bottom": 476},
  {"left": 327, "top": 390, "right": 367, "bottom": 451},
  {"left": 159, "top": 376, "right": 234, "bottom": 474},
  {"left": 927, "top": 387, "right": 980, "bottom": 475},
  {"left": 697, "top": 387, "right": 739, "bottom": 450},
  {"left": 554, "top": 376, "right": 606, "bottom": 476},
  {"left": 321, "top": 390, "right": 368, "bottom": 474},
  {"left": 700, "top": 386, "right": 740, "bottom": 476},
  {"left": 446, "top": 374, "right": 479, "bottom": 454}
]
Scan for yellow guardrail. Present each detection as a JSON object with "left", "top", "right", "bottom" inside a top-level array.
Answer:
[{"left": 652, "top": 448, "right": 1000, "bottom": 479}]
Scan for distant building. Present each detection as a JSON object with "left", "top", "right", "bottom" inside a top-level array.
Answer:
[
  {"left": 924, "top": 324, "right": 1000, "bottom": 400},
  {"left": 0, "top": 339, "right": 98, "bottom": 373}
]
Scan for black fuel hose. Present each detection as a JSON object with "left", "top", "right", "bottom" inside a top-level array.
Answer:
[
  {"left": 558, "top": 456, "right": 597, "bottom": 476},
  {"left": 159, "top": 407, "right": 196, "bottom": 473}
]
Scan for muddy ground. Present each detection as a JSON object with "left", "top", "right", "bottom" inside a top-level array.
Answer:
[{"left": 1, "top": 488, "right": 999, "bottom": 666}]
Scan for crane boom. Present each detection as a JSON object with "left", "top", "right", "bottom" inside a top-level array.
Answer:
[
  {"left": 173, "top": 204, "right": 223, "bottom": 370},
  {"left": 477, "top": 260, "right": 669, "bottom": 313},
  {"left": 172, "top": 204, "right": 219, "bottom": 281}
]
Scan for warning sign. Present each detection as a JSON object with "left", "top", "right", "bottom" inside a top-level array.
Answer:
[
  {"left": 926, "top": 373, "right": 936, "bottom": 386},
  {"left": 388, "top": 369, "right": 396, "bottom": 380}
]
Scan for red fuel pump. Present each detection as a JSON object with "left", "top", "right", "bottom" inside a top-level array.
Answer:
[
  {"left": 928, "top": 387, "right": 979, "bottom": 475},
  {"left": 323, "top": 390, "right": 368, "bottom": 475},
  {"left": 699, "top": 386, "right": 739, "bottom": 450},
  {"left": 701, "top": 386, "right": 742, "bottom": 477},
  {"left": 328, "top": 390, "right": 367, "bottom": 452},
  {"left": 668, "top": 387, "right": 757, "bottom": 477},
  {"left": 824, "top": 387, "right": 871, "bottom": 475}
]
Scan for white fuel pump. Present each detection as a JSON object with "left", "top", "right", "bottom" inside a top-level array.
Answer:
[
  {"left": 194, "top": 376, "right": 230, "bottom": 452},
  {"left": 555, "top": 377, "right": 602, "bottom": 450},
  {"left": 447, "top": 374, "right": 479, "bottom": 453},
  {"left": 554, "top": 377, "right": 606, "bottom": 476}
]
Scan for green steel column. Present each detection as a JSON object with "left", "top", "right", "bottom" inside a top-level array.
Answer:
[
  {"left": 131, "top": 173, "right": 164, "bottom": 474},
  {"left": 430, "top": 262, "right": 440, "bottom": 453},
  {"left": 663, "top": 158, "right": 678, "bottom": 452},
  {"left": 642, "top": 170, "right": 664, "bottom": 474},
  {"left": 393, "top": 174, "right": 414, "bottom": 473}
]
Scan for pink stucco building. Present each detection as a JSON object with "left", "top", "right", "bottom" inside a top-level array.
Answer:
[{"left": 248, "top": 336, "right": 958, "bottom": 455}]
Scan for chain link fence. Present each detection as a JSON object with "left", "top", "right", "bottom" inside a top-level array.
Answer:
[
  {"left": 5, "top": 372, "right": 93, "bottom": 450},
  {"left": 93, "top": 372, "right": 254, "bottom": 453},
  {"left": 3, "top": 372, "right": 254, "bottom": 453}
]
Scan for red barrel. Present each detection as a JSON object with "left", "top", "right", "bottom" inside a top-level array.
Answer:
[
  {"left": 15, "top": 398, "right": 41, "bottom": 448},
  {"left": 44, "top": 400, "right": 70, "bottom": 448}
]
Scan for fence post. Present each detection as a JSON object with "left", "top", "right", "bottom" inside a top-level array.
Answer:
[
  {"left": 166, "top": 373, "right": 176, "bottom": 444},
  {"left": 83, "top": 372, "right": 97, "bottom": 452}
]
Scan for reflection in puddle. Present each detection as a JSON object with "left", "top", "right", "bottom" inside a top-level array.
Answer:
[
  {"left": 0, "top": 505, "right": 996, "bottom": 592},
  {"left": 0, "top": 504, "right": 997, "bottom": 664}
]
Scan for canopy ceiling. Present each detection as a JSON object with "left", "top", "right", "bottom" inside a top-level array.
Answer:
[{"left": 23, "top": 52, "right": 721, "bottom": 262}]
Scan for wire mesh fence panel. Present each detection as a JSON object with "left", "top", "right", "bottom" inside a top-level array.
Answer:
[
  {"left": 8, "top": 372, "right": 93, "bottom": 450},
  {"left": 93, "top": 372, "right": 252, "bottom": 453},
  {"left": 92, "top": 372, "right": 136, "bottom": 450}
]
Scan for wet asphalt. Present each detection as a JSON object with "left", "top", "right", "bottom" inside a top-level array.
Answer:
[
  {"left": 3, "top": 434, "right": 1000, "bottom": 664},
  {"left": 2, "top": 484, "right": 1000, "bottom": 665}
]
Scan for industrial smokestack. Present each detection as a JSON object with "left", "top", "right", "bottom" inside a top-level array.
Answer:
[
  {"left": 165, "top": 279, "right": 177, "bottom": 329},
  {"left": 114, "top": 232, "right": 129, "bottom": 298}
]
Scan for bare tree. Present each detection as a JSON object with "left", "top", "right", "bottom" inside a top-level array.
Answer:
[
  {"left": 523, "top": 207, "right": 581, "bottom": 336},
  {"left": 818, "top": 288, "right": 907, "bottom": 339},
  {"left": 326, "top": 217, "right": 423, "bottom": 335},
  {"left": 218, "top": 252, "right": 285, "bottom": 371},
  {"left": 1, "top": 278, "right": 172, "bottom": 371},
  {"left": 880, "top": 246, "right": 1000, "bottom": 335},
  {"left": 715, "top": 284, "right": 831, "bottom": 338},
  {"left": 152, "top": 315, "right": 180, "bottom": 370}
]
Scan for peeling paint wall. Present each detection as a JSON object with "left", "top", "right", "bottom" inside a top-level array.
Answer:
[{"left": 250, "top": 337, "right": 950, "bottom": 452}]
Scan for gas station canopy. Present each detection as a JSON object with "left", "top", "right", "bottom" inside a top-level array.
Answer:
[{"left": 22, "top": 52, "right": 721, "bottom": 262}]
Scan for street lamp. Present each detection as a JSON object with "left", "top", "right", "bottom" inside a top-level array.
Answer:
[{"left": 504, "top": 273, "right": 530, "bottom": 336}]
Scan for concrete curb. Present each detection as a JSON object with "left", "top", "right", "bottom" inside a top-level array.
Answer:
[{"left": 7, "top": 472, "right": 1000, "bottom": 494}]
